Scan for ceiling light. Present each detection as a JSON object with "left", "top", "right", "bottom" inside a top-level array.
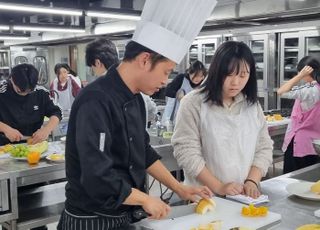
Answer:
[
  {"left": 13, "top": 25, "right": 86, "bottom": 33},
  {"left": 94, "top": 21, "right": 137, "bottom": 35},
  {"left": 0, "top": 36, "right": 29, "bottom": 40},
  {"left": 87, "top": 11, "right": 140, "bottom": 20},
  {"left": 0, "top": 25, "right": 10, "bottom": 30},
  {"left": 0, "top": 2, "right": 82, "bottom": 16}
]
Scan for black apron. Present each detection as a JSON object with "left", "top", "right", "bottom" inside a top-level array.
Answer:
[{"left": 57, "top": 209, "right": 132, "bottom": 230}]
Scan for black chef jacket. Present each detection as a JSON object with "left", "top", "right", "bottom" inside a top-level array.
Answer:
[
  {"left": 65, "top": 65, "right": 160, "bottom": 216},
  {"left": 0, "top": 80, "right": 62, "bottom": 145}
]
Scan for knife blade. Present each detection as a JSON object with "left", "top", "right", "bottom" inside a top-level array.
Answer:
[
  {"left": 164, "top": 203, "right": 196, "bottom": 219},
  {"left": 21, "top": 136, "right": 32, "bottom": 141}
]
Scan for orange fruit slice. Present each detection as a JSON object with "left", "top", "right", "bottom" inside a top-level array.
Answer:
[
  {"left": 242, "top": 204, "right": 268, "bottom": 217},
  {"left": 27, "top": 151, "right": 40, "bottom": 164}
]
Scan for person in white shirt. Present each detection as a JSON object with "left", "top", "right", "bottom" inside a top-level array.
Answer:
[{"left": 172, "top": 41, "right": 273, "bottom": 199}]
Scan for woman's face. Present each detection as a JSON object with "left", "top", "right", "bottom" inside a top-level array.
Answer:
[
  {"left": 222, "top": 61, "right": 250, "bottom": 100},
  {"left": 190, "top": 72, "right": 205, "bottom": 85},
  {"left": 58, "top": 67, "right": 69, "bottom": 83}
]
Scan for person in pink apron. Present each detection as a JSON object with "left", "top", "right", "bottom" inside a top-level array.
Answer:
[
  {"left": 172, "top": 41, "right": 273, "bottom": 199},
  {"left": 277, "top": 56, "right": 320, "bottom": 173}
]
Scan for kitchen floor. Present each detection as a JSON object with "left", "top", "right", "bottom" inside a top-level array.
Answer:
[{"left": 1, "top": 162, "right": 284, "bottom": 230}]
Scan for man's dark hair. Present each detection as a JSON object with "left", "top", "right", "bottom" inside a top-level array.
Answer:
[
  {"left": 86, "top": 38, "right": 119, "bottom": 69},
  {"left": 123, "top": 41, "right": 168, "bottom": 69},
  {"left": 201, "top": 41, "right": 258, "bottom": 106},
  {"left": 10, "top": 63, "right": 38, "bottom": 92}
]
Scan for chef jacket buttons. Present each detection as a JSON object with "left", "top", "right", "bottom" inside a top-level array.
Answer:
[
  {"left": 124, "top": 107, "right": 127, "bottom": 112},
  {"left": 129, "top": 165, "right": 133, "bottom": 170},
  {"left": 129, "top": 137, "right": 133, "bottom": 142}
]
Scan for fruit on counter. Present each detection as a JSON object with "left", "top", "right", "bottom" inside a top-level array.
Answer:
[
  {"left": 195, "top": 198, "right": 216, "bottom": 214},
  {"left": 296, "top": 224, "right": 320, "bottom": 230},
  {"left": 310, "top": 180, "right": 320, "bottom": 194},
  {"left": 273, "top": 114, "right": 283, "bottom": 120},
  {"left": 0, "top": 144, "right": 13, "bottom": 154},
  {"left": 9, "top": 144, "right": 30, "bottom": 157},
  {"left": 49, "top": 153, "right": 65, "bottom": 161},
  {"left": 27, "top": 138, "right": 33, "bottom": 145},
  {"left": 241, "top": 204, "right": 268, "bottom": 217},
  {"left": 27, "top": 151, "right": 41, "bottom": 164},
  {"left": 28, "top": 141, "right": 48, "bottom": 154},
  {"left": 190, "top": 220, "right": 222, "bottom": 230},
  {"left": 265, "top": 114, "right": 283, "bottom": 122}
]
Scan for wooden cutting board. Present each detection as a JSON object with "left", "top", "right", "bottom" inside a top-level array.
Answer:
[{"left": 137, "top": 197, "right": 281, "bottom": 230}]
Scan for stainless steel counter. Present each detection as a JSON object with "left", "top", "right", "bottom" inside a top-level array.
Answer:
[
  {"left": 0, "top": 141, "right": 66, "bottom": 229},
  {"left": 261, "top": 163, "right": 320, "bottom": 229}
]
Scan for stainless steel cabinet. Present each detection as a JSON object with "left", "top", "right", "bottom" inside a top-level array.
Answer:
[
  {"left": 0, "top": 50, "right": 10, "bottom": 81},
  {"left": 10, "top": 47, "right": 49, "bottom": 87},
  {"left": 230, "top": 34, "right": 277, "bottom": 110},
  {"left": 188, "top": 38, "right": 222, "bottom": 69}
]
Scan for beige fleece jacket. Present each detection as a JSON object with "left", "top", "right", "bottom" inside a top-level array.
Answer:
[{"left": 171, "top": 90, "right": 273, "bottom": 182}]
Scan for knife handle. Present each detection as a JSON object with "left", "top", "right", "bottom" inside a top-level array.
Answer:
[{"left": 132, "top": 208, "right": 149, "bottom": 221}]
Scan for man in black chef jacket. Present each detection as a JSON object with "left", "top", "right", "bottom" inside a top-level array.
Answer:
[
  {"left": 0, "top": 63, "right": 62, "bottom": 145},
  {"left": 58, "top": 41, "right": 212, "bottom": 230}
]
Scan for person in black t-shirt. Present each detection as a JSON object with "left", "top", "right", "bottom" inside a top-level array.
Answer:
[{"left": 0, "top": 64, "right": 62, "bottom": 145}]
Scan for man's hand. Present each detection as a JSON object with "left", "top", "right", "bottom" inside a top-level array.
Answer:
[
  {"left": 175, "top": 184, "right": 212, "bottom": 203},
  {"left": 142, "top": 196, "right": 171, "bottom": 220},
  {"left": 32, "top": 127, "right": 50, "bottom": 144},
  {"left": 4, "top": 126, "right": 23, "bottom": 142}
]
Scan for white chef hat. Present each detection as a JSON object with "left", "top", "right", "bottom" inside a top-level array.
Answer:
[{"left": 132, "top": 0, "right": 217, "bottom": 64}]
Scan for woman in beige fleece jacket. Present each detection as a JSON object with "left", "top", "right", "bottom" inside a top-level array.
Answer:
[{"left": 172, "top": 41, "right": 273, "bottom": 199}]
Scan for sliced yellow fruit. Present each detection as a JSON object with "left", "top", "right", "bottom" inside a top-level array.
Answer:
[
  {"left": 195, "top": 198, "right": 216, "bottom": 215},
  {"left": 296, "top": 224, "right": 320, "bottom": 230},
  {"left": 242, "top": 204, "right": 268, "bottom": 217},
  {"left": 28, "top": 141, "right": 48, "bottom": 154},
  {"left": 2, "top": 144, "right": 13, "bottom": 152},
  {"left": 49, "top": 153, "right": 64, "bottom": 161},
  {"left": 311, "top": 180, "right": 320, "bottom": 194},
  {"left": 273, "top": 114, "right": 283, "bottom": 120},
  {"left": 208, "top": 220, "right": 222, "bottom": 230}
]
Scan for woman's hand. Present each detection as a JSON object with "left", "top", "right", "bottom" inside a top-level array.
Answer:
[
  {"left": 175, "top": 184, "right": 213, "bottom": 202},
  {"left": 217, "top": 182, "right": 243, "bottom": 196},
  {"left": 142, "top": 196, "right": 171, "bottom": 220},
  {"left": 4, "top": 126, "right": 23, "bottom": 142},
  {"left": 243, "top": 180, "right": 261, "bottom": 199},
  {"left": 298, "top": 65, "right": 314, "bottom": 78},
  {"left": 32, "top": 127, "right": 50, "bottom": 144}
]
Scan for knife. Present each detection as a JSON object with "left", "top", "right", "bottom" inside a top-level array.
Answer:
[
  {"left": 0, "top": 133, "right": 31, "bottom": 142},
  {"left": 132, "top": 203, "right": 196, "bottom": 221},
  {"left": 21, "top": 136, "right": 32, "bottom": 141},
  {"left": 164, "top": 203, "right": 196, "bottom": 219}
]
